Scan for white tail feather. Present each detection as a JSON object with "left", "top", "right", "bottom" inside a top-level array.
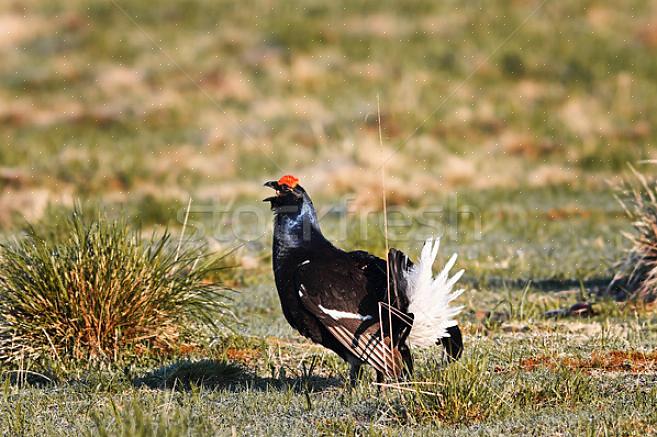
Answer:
[{"left": 405, "top": 238, "right": 464, "bottom": 347}]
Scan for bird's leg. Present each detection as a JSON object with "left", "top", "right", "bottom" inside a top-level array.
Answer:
[
  {"left": 374, "top": 371, "right": 386, "bottom": 393},
  {"left": 349, "top": 363, "right": 362, "bottom": 387},
  {"left": 400, "top": 346, "right": 414, "bottom": 380}
]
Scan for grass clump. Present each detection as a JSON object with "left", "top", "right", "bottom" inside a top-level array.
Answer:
[
  {"left": 0, "top": 210, "right": 229, "bottom": 364},
  {"left": 609, "top": 166, "right": 657, "bottom": 302},
  {"left": 404, "top": 356, "right": 504, "bottom": 425},
  {"left": 397, "top": 354, "right": 595, "bottom": 426}
]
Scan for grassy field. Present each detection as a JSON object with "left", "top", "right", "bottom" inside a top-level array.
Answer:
[{"left": 1, "top": 0, "right": 657, "bottom": 435}]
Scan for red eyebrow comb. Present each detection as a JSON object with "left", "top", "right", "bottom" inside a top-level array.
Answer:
[{"left": 277, "top": 175, "right": 299, "bottom": 188}]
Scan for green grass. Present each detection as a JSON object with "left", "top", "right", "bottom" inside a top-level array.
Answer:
[
  {"left": 395, "top": 355, "right": 597, "bottom": 426},
  {"left": 2, "top": 0, "right": 657, "bottom": 434},
  {"left": 1, "top": 276, "right": 656, "bottom": 435},
  {"left": 1, "top": 304, "right": 656, "bottom": 435}
]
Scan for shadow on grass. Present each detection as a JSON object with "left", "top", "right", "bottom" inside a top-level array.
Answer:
[
  {"left": 133, "top": 359, "right": 342, "bottom": 393},
  {"left": 1, "top": 369, "right": 58, "bottom": 387},
  {"left": 465, "top": 276, "right": 615, "bottom": 295}
]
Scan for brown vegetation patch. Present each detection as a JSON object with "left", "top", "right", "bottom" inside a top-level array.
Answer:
[
  {"left": 560, "top": 98, "right": 612, "bottom": 137},
  {"left": 96, "top": 66, "right": 144, "bottom": 94},
  {"left": 0, "top": 187, "right": 73, "bottom": 227},
  {"left": 0, "top": 13, "right": 49, "bottom": 50},
  {"left": 0, "top": 97, "right": 83, "bottom": 127},
  {"left": 500, "top": 132, "right": 557, "bottom": 160},
  {"left": 529, "top": 165, "right": 579, "bottom": 188},
  {"left": 344, "top": 13, "right": 411, "bottom": 39},
  {"left": 132, "top": 331, "right": 194, "bottom": 357},
  {"left": 637, "top": 17, "right": 657, "bottom": 48},
  {"left": 520, "top": 350, "right": 657, "bottom": 374},
  {"left": 545, "top": 206, "right": 592, "bottom": 221},
  {"left": 0, "top": 167, "right": 30, "bottom": 188},
  {"left": 225, "top": 347, "right": 261, "bottom": 365}
]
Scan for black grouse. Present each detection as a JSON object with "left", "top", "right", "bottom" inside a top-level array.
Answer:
[{"left": 264, "top": 174, "right": 464, "bottom": 384}]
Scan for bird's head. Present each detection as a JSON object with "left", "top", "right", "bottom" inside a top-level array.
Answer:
[
  {"left": 264, "top": 175, "right": 326, "bottom": 247},
  {"left": 263, "top": 175, "right": 306, "bottom": 211}
]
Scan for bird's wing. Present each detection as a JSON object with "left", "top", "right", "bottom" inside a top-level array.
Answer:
[
  {"left": 348, "top": 249, "right": 413, "bottom": 312},
  {"left": 293, "top": 256, "right": 410, "bottom": 377}
]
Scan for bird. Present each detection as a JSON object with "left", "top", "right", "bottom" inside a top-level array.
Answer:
[{"left": 264, "top": 174, "right": 464, "bottom": 384}]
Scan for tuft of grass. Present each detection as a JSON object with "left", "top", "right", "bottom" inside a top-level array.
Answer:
[
  {"left": 0, "top": 209, "right": 230, "bottom": 364},
  {"left": 609, "top": 166, "right": 657, "bottom": 302},
  {"left": 402, "top": 356, "right": 506, "bottom": 425},
  {"left": 395, "top": 353, "right": 595, "bottom": 426}
]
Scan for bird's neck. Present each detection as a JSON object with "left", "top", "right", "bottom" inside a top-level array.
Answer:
[{"left": 272, "top": 201, "right": 330, "bottom": 253}]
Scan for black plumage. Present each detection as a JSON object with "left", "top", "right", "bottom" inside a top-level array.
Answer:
[{"left": 264, "top": 175, "right": 463, "bottom": 384}]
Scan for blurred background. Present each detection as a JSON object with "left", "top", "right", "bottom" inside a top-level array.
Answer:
[
  {"left": 1, "top": 0, "right": 656, "bottom": 280},
  {"left": 3, "top": 3, "right": 657, "bottom": 432}
]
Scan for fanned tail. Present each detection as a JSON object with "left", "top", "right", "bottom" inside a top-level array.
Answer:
[{"left": 404, "top": 238, "right": 464, "bottom": 348}]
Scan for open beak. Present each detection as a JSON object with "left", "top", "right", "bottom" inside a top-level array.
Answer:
[
  {"left": 263, "top": 181, "right": 281, "bottom": 202},
  {"left": 263, "top": 180, "right": 301, "bottom": 203}
]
